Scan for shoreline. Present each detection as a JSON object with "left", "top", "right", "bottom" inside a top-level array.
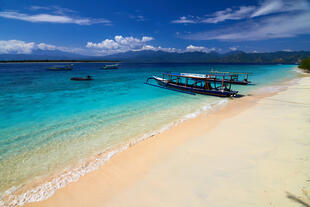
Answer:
[{"left": 22, "top": 73, "right": 310, "bottom": 207}]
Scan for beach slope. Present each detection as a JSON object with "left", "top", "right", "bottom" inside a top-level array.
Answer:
[{"left": 28, "top": 76, "right": 310, "bottom": 207}]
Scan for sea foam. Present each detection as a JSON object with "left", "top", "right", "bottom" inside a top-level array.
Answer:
[{"left": 0, "top": 99, "right": 228, "bottom": 207}]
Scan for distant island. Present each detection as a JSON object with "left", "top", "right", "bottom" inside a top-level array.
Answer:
[
  {"left": 298, "top": 56, "right": 310, "bottom": 72},
  {"left": 1, "top": 50, "right": 310, "bottom": 64},
  {"left": 0, "top": 60, "right": 119, "bottom": 63}
]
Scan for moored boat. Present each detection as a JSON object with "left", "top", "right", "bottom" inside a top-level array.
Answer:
[
  {"left": 70, "top": 75, "right": 93, "bottom": 81},
  {"left": 145, "top": 72, "right": 238, "bottom": 97},
  {"left": 47, "top": 64, "right": 73, "bottom": 70},
  {"left": 101, "top": 64, "right": 119, "bottom": 69}
]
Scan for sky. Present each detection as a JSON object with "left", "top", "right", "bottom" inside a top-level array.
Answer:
[{"left": 0, "top": 0, "right": 310, "bottom": 56}]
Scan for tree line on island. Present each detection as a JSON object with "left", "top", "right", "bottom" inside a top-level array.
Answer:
[{"left": 298, "top": 56, "right": 310, "bottom": 72}]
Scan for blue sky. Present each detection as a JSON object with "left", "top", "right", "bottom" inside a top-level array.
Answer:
[{"left": 0, "top": 0, "right": 309, "bottom": 55}]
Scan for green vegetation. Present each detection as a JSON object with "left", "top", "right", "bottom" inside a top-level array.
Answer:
[{"left": 298, "top": 56, "right": 310, "bottom": 71}]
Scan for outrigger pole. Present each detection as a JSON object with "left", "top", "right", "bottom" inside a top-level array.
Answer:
[{"left": 145, "top": 77, "right": 196, "bottom": 95}]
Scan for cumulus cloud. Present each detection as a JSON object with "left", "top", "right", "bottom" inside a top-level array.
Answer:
[
  {"left": 86, "top": 35, "right": 155, "bottom": 54},
  {"left": 0, "top": 40, "right": 35, "bottom": 54},
  {"left": 86, "top": 35, "right": 221, "bottom": 55},
  {"left": 172, "top": 0, "right": 309, "bottom": 24},
  {"left": 137, "top": 45, "right": 182, "bottom": 53},
  {"left": 0, "top": 8, "right": 110, "bottom": 25},
  {"left": 138, "top": 44, "right": 218, "bottom": 53},
  {"left": 185, "top": 45, "right": 217, "bottom": 53}
]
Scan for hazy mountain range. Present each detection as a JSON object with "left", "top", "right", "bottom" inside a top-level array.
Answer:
[{"left": 1, "top": 49, "right": 310, "bottom": 64}]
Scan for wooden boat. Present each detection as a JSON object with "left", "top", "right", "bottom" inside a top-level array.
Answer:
[
  {"left": 101, "top": 64, "right": 119, "bottom": 69},
  {"left": 71, "top": 75, "right": 92, "bottom": 81},
  {"left": 145, "top": 72, "right": 238, "bottom": 97},
  {"left": 48, "top": 64, "right": 73, "bottom": 70},
  {"left": 208, "top": 70, "right": 251, "bottom": 85}
]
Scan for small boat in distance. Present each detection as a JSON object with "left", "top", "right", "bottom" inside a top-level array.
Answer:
[
  {"left": 71, "top": 75, "right": 93, "bottom": 81},
  {"left": 48, "top": 64, "right": 73, "bottom": 71},
  {"left": 145, "top": 72, "right": 238, "bottom": 97},
  {"left": 101, "top": 64, "right": 119, "bottom": 69}
]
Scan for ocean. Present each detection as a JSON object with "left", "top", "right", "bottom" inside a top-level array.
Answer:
[{"left": 0, "top": 63, "right": 297, "bottom": 206}]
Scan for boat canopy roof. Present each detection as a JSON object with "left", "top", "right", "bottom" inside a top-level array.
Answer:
[
  {"left": 210, "top": 70, "right": 251, "bottom": 75},
  {"left": 162, "top": 72, "right": 227, "bottom": 80}
]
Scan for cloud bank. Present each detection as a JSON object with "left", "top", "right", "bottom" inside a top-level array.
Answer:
[
  {"left": 0, "top": 40, "right": 83, "bottom": 54},
  {"left": 0, "top": 40, "right": 35, "bottom": 54},
  {"left": 175, "top": 0, "right": 310, "bottom": 41},
  {"left": 172, "top": 0, "right": 309, "bottom": 24},
  {"left": 86, "top": 35, "right": 220, "bottom": 55},
  {"left": 186, "top": 12, "right": 310, "bottom": 41},
  {"left": 0, "top": 6, "right": 110, "bottom": 25},
  {"left": 86, "top": 35, "right": 155, "bottom": 54}
]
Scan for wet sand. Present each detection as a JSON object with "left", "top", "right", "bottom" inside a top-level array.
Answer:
[{"left": 27, "top": 76, "right": 310, "bottom": 207}]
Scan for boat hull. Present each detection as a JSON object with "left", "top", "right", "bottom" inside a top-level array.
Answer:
[
  {"left": 70, "top": 77, "right": 92, "bottom": 81},
  {"left": 47, "top": 68, "right": 72, "bottom": 71},
  {"left": 153, "top": 77, "right": 238, "bottom": 97}
]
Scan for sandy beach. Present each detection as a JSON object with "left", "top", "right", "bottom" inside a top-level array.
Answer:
[{"left": 26, "top": 75, "right": 310, "bottom": 207}]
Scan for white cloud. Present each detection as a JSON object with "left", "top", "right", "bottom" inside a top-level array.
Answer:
[
  {"left": 29, "top": 6, "right": 51, "bottom": 11},
  {"left": 0, "top": 39, "right": 223, "bottom": 56},
  {"left": 173, "top": 0, "right": 309, "bottom": 24},
  {"left": 251, "top": 0, "right": 309, "bottom": 17},
  {"left": 186, "top": 12, "right": 310, "bottom": 41},
  {"left": 0, "top": 11, "right": 110, "bottom": 25},
  {"left": 138, "top": 45, "right": 181, "bottom": 53},
  {"left": 171, "top": 16, "right": 196, "bottom": 24},
  {"left": 141, "top": 36, "right": 154, "bottom": 42},
  {"left": 229, "top": 46, "right": 238, "bottom": 51},
  {"left": 282, "top": 49, "right": 292, "bottom": 52},
  {"left": 129, "top": 15, "right": 145, "bottom": 22},
  {"left": 86, "top": 35, "right": 155, "bottom": 54},
  {"left": 0, "top": 40, "right": 35, "bottom": 54},
  {"left": 29, "top": 6, "right": 76, "bottom": 15},
  {"left": 251, "top": 0, "right": 284, "bottom": 17},
  {"left": 202, "top": 6, "right": 255, "bottom": 23},
  {"left": 0, "top": 40, "right": 86, "bottom": 55},
  {"left": 37, "top": 43, "right": 57, "bottom": 50},
  {"left": 85, "top": 36, "right": 221, "bottom": 55},
  {"left": 185, "top": 45, "right": 217, "bottom": 53}
]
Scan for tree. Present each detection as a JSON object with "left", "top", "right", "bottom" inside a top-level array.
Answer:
[{"left": 298, "top": 56, "right": 310, "bottom": 71}]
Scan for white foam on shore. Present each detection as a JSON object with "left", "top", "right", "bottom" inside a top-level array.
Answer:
[
  {"left": 0, "top": 99, "right": 228, "bottom": 207},
  {"left": 294, "top": 67, "right": 310, "bottom": 75}
]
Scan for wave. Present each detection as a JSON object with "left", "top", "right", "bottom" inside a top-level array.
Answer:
[
  {"left": 0, "top": 99, "right": 228, "bottom": 207},
  {"left": 293, "top": 66, "right": 309, "bottom": 75}
]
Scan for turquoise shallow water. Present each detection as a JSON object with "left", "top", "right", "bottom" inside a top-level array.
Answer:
[{"left": 0, "top": 63, "right": 297, "bottom": 205}]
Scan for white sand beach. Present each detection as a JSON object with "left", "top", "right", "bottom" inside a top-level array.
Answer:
[{"left": 27, "top": 75, "right": 310, "bottom": 207}]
